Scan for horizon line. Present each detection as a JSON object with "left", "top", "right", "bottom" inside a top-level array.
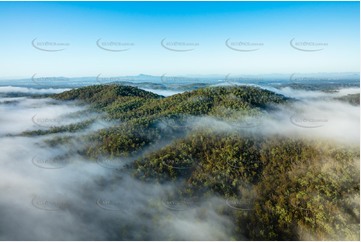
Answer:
[{"left": 0, "top": 71, "right": 359, "bottom": 81}]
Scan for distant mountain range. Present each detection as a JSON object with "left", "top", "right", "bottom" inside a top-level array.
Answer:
[{"left": 0, "top": 72, "right": 359, "bottom": 90}]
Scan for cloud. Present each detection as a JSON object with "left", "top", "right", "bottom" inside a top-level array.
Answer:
[
  {"left": 0, "top": 86, "right": 70, "bottom": 94},
  {"left": 274, "top": 86, "right": 360, "bottom": 99},
  {"left": 261, "top": 98, "right": 360, "bottom": 144},
  {"left": 139, "top": 88, "right": 183, "bottom": 97},
  {"left": 187, "top": 87, "right": 360, "bottom": 145},
  {"left": 0, "top": 95, "right": 235, "bottom": 240},
  {"left": 0, "top": 85, "right": 358, "bottom": 240},
  {"left": 0, "top": 98, "right": 83, "bottom": 135}
]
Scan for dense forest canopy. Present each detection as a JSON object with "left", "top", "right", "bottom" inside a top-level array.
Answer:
[{"left": 17, "top": 84, "right": 359, "bottom": 240}]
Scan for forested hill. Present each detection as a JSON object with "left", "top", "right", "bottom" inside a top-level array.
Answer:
[
  {"left": 45, "top": 84, "right": 359, "bottom": 240},
  {"left": 53, "top": 84, "right": 163, "bottom": 108},
  {"left": 50, "top": 83, "right": 289, "bottom": 163},
  {"left": 53, "top": 84, "right": 288, "bottom": 118}
]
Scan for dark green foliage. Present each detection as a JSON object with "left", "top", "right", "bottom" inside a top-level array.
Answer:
[
  {"left": 41, "top": 84, "right": 359, "bottom": 240},
  {"left": 53, "top": 84, "right": 162, "bottom": 109},
  {"left": 21, "top": 119, "right": 94, "bottom": 136},
  {"left": 335, "top": 93, "right": 360, "bottom": 106},
  {"left": 134, "top": 133, "right": 360, "bottom": 240},
  {"left": 53, "top": 84, "right": 287, "bottom": 158}
]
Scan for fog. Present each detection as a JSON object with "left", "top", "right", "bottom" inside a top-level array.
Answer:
[
  {"left": 140, "top": 88, "right": 183, "bottom": 97},
  {"left": 187, "top": 87, "right": 360, "bottom": 144},
  {"left": 267, "top": 88, "right": 360, "bottom": 144},
  {"left": 0, "top": 86, "right": 69, "bottom": 94},
  {"left": 0, "top": 86, "right": 359, "bottom": 240},
  {"left": 0, "top": 93, "right": 236, "bottom": 240},
  {"left": 275, "top": 86, "right": 360, "bottom": 99}
]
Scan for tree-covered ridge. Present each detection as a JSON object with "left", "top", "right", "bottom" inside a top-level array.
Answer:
[
  {"left": 51, "top": 84, "right": 288, "bottom": 158},
  {"left": 53, "top": 84, "right": 162, "bottom": 109},
  {"left": 34, "top": 84, "right": 358, "bottom": 240},
  {"left": 54, "top": 84, "right": 288, "bottom": 118},
  {"left": 132, "top": 131, "right": 360, "bottom": 240},
  {"left": 335, "top": 93, "right": 360, "bottom": 106}
]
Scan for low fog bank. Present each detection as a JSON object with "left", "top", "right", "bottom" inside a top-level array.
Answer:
[
  {"left": 275, "top": 86, "right": 360, "bottom": 100},
  {"left": 0, "top": 141, "right": 234, "bottom": 240},
  {"left": 262, "top": 98, "right": 360, "bottom": 144},
  {"left": 0, "top": 85, "right": 359, "bottom": 240},
  {"left": 186, "top": 87, "right": 360, "bottom": 145},
  {"left": 0, "top": 98, "right": 83, "bottom": 135},
  {"left": 0, "top": 96, "right": 236, "bottom": 240},
  {"left": 210, "top": 82, "right": 359, "bottom": 100},
  {"left": 140, "top": 88, "right": 183, "bottom": 97},
  {"left": 266, "top": 87, "right": 359, "bottom": 144},
  {"left": 190, "top": 98, "right": 359, "bottom": 145},
  {"left": 0, "top": 86, "right": 70, "bottom": 94}
]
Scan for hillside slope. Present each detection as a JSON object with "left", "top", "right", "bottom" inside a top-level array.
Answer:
[
  {"left": 47, "top": 84, "right": 359, "bottom": 240},
  {"left": 53, "top": 84, "right": 287, "bottom": 157}
]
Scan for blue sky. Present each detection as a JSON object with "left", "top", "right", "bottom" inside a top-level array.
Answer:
[{"left": 0, "top": 1, "right": 359, "bottom": 78}]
